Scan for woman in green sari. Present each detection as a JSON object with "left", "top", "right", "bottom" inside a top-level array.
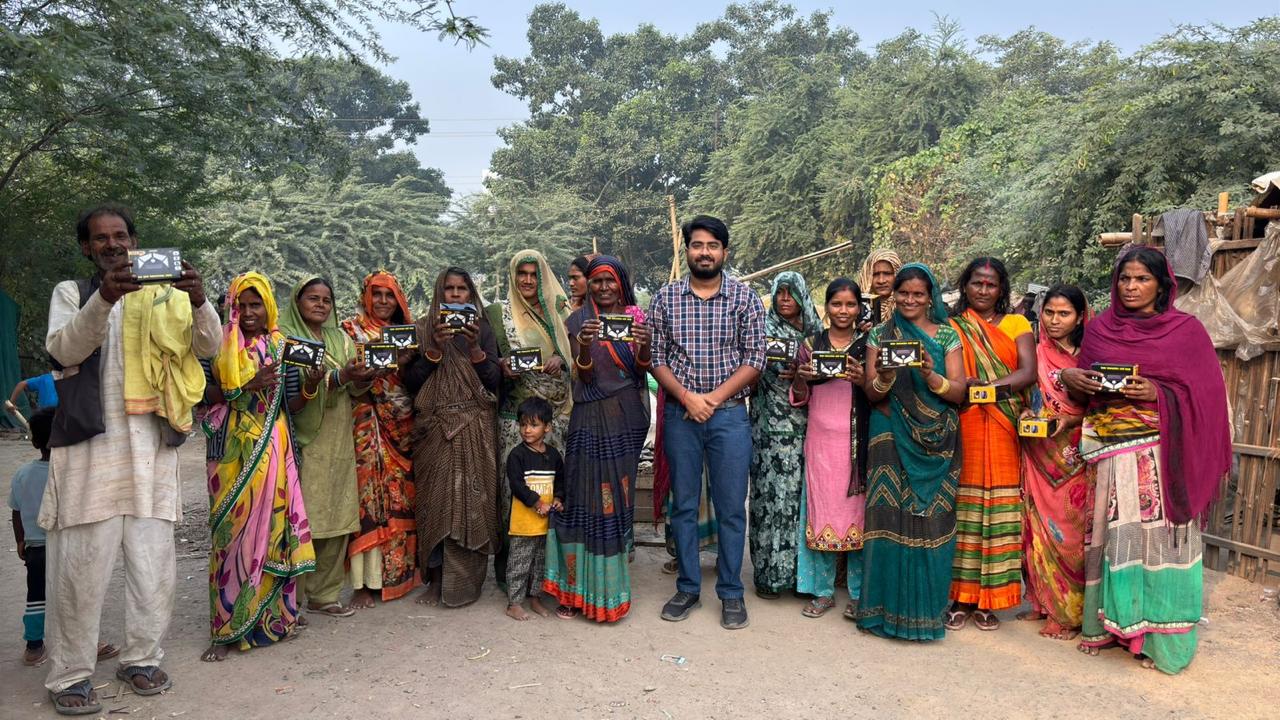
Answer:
[
  {"left": 279, "top": 277, "right": 376, "bottom": 618},
  {"left": 749, "top": 271, "right": 823, "bottom": 598},
  {"left": 854, "top": 264, "right": 968, "bottom": 641}
]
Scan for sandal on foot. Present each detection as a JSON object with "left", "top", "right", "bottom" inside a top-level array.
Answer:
[
  {"left": 49, "top": 679, "right": 101, "bottom": 716},
  {"left": 843, "top": 602, "right": 857, "bottom": 621},
  {"left": 973, "top": 610, "right": 1000, "bottom": 631},
  {"left": 754, "top": 588, "right": 780, "bottom": 600},
  {"left": 944, "top": 607, "right": 970, "bottom": 631},
  {"left": 116, "top": 664, "right": 172, "bottom": 696},
  {"left": 97, "top": 642, "right": 120, "bottom": 660},
  {"left": 555, "top": 605, "right": 580, "bottom": 620},
  {"left": 802, "top": 597, "right": 836, "bottom": 618},
  {"left": 23, "top": 645, "right": 48, "bottom": 666},
  {"left": 307, "top": 602, "right": 355, "bottom": 618}
]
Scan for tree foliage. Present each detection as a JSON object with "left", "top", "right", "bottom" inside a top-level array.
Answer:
[
  {"left": 201, "top": 175, "right": 462, "bottom": 314},
  {"left": 1, "top": 1, "right": 481, "bottom": 361},
  {"left": 474, "top": 6, "right": 1280, "bottom": 299}
]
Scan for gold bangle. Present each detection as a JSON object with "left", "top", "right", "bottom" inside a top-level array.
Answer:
[
  {"left": 574, "top": 355, "right": 594, "bottom": 370},
  {"left": 423, "top": 350, "right": 443, "bottom": 363},
  {"left": 300, "top": 383, "right": 318, "bottom": 400},
  {"left": 872, "top": 377, "right": 893, "bottom": 394},
  {"left": 931, "top": 376, "right": 951, "bottom": 395}
]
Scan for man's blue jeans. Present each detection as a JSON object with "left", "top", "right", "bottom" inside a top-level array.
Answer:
[{"left": 664, "top": 402, "right": 751, "bottom": 600}]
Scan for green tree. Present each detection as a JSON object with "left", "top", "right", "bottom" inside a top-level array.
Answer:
[
  {"left": 1, "top": 1, "right": 483, "bottom": 360},
  {"left": 201, "top": 175, "right": 464, "bottom": 314}
]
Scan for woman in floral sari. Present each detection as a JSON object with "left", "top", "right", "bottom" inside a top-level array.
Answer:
[
  {"left": 854, "top": 264, "right": 967, "bottom": 641},
  {"left": 341, "top": 271, "right": 419, "bottom": 607},
  {"left": 1061, "top": 247, "right": 1231, "bottom": 674},
  {"left": 946, "top": 257, "right": 1037, "bottom": 631},
  {"left": 749, "top": 271, "right": 823, "bottom": 599},
  {"left": 201, "top": 272, "right": 315, "bottom": 662},
  {"left": 1019, "top": 284, "right": 1090, "bottom": 640}
]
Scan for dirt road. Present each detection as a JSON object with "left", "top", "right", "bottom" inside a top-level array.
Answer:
[{"left": 0, "top": 433, "right": 1277, "bottom": 720}]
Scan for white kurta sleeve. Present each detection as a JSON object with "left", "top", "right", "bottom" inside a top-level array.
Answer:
[
  {"left": 45, "top": 281, "right": 113, "bottom": 368},
  {"left": 191, "top": 300, "right": 222, "bottom": 358}
]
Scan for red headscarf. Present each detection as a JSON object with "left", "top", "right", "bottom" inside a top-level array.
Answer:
[{"left": 1078, "top": 248, "right": 1231, "bottom": 525}]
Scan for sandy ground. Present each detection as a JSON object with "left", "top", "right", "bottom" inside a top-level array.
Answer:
[{"left": 0, "top": 432, "right": 1277, "bottom": 720}]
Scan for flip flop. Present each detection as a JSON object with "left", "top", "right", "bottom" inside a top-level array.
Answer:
[
  {"left": 973, "top": 610, "right": 1000, "bottom": 631},
  {"left": 944, "top": 607, "right": 970, "bottom": 631},
  {"left": 49, "top": 679, "right": 100, "bottom": 716},
  {"left": 555, "top": 605, "right": 580, "bottom": 620},
  {"left": 115, "top": 665, "right": 172, "bottom": 696},
  {"left": 23, "top": 645, "right": 48, "bottom": 666},
  {"left": 97, "top": 642, "right": 120, "bottom": 660},
  {"left": 307, "top": 602, "right": 355, "bottom": 618},
  {"left": 843, "top": 602, "right": 857, "bottom": 621}
]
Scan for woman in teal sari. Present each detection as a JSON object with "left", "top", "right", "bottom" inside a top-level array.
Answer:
[{"left": 854, "top": 264, "right": 968, "bottom": 641}]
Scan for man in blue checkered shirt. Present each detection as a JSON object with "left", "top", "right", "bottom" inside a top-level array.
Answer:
[{"left": 650, "top": 214, "right": 765, "bottom": 630}]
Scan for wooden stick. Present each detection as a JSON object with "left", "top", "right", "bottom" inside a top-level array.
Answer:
[
  {"left": 1098, "top": 232, "right": 1133, "bottom": 247},
  {"left": 738, "top": 241, "right": 854, "bottom": 283},
  {"left": 1132, "top": 213, "right": 1144, "bottom": 244},
  {"left": 667, "top": 195, "right": 681, "bottom": 282},
  {"left": 1218, "top": 192, "right": 1230, "bottom": 216},
  {"left": 1245, "top": 206, "right": 1280, "bottom": 219}
]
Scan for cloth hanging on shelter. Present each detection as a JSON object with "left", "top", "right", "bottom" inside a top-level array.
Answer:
[
  {"left": 1175, "top": 220, "right": 1280, "bottom": 360},
  {"left": 1157, "top": 209, "right": 1211, "bottom": 284}
]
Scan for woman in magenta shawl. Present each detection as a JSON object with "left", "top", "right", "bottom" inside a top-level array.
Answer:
[{"left": 1060, "top": 246, "right": 1231, "bottom": 674}]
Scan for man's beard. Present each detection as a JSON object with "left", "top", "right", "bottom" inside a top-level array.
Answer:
[{"left": 689, "top": 259, "right": 723, "bottom": 280}]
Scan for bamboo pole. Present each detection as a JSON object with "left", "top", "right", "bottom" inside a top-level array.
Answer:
[
  {"left": 738, "top": 241, "right": 854, "bottom": 283},
  {"left": 667, "top": 195, "right": 682, "bottom": 282}
]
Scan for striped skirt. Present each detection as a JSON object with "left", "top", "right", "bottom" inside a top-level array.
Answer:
[
  {"left": 950, "top": 410, "right": 1023, "bottom": 610},
  {"left": 543, "top": 388, "right": 648, "bottom": 622}
]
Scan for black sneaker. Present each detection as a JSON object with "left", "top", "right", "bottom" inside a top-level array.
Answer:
[
  {"left": 660, "top": 592, "right": 701, "bottom": 621},
  {"left": 721, "top": 598, "right": 749, "bottom": 629}
]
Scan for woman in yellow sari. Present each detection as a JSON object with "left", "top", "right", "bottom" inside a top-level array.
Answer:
[
  {"left": 946, "top": 257, "right": 1037, "bottom": 631},
  {"left": 201, "top": 273, "right": 315, "bottom": 662}
]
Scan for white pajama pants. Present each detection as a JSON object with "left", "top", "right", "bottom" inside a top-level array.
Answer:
[{"left": 44, "top": 516, "right": 175, "bottom": 692}]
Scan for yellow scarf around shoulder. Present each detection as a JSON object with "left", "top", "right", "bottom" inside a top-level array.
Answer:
[{"left": 122, "top": 284, "right": 206, "bottom": 432}]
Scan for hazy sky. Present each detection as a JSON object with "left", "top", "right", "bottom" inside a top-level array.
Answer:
[{"left": 371, "top": 1, "right": 1274, "bottom": 200}]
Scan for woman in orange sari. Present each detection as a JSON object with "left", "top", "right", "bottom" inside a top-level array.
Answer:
[
  {"left": 1018, "top": 284, "right": 1090, "bottom": 640},
  {"left": 341, "top": 271, "right": 419, "bottom": 607},
  {"left": 946, "top": 257, "right": 1037, "bottom": 631}
]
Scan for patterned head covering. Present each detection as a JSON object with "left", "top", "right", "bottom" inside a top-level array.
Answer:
[
  {"left": 508, "top": 250, "right": 572, "bottom": 361},
  {"left": 215, "top": 271, "right": 279, "bottom": 393},
  {"left": 767, "top": 271, "right": 823, "bottom": 338},
  {"left": 860, "top": 248, "right": 904, "bottom": 322}
]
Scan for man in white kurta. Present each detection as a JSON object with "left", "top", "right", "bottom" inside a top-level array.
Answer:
[{"left": 41, "top": 206, "right": 220, "bottom": 709}]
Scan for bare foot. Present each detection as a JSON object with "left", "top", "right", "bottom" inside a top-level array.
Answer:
[
  {"left": 506, "top": 604, "right": 529, "bottom": 621},
  {"left": 1139, "top": 656, "right": 1157, "bottom": 670},
  {"left": 200, "top": 644, "right": 229, "bottom": 662},
  {"left": 350, "top": 589, "right": 376, "bottom": 609},
  {"left": 529, "top": 597, "right": 552, "bottom": 617},
  {"left": 1017, "top": 610, "right": 1046, "bottom": 622},
  {"left": 416, "top": 584, "right": 441, "bottom": 606},
  {"left": 1077, "top": 643, "right": 1101, "bottom": 656},
  {"left": 1040, "top": 619, "right": 1080, "bottom": 640}
]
